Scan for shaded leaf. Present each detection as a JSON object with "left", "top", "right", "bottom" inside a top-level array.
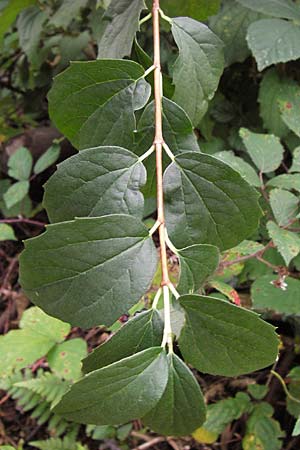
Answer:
[
  {"left": 8, "top": 146, "right": 32, "bottom": 180},
  {"left": 3, "top": 180, "right": 30, "bottom": 209},
  {"left": 47, "top": 338, "right": 87, "bottom": 381},
  {"left": 171, "top": 17, "right": 224, "bottom": 126},
  {"left": 0, "top": 0, "right": 36, "bottom": 44},
  {"left": 240, "top": 128, "right": 284, "bottom": 173},
  {"left": 268, "top": 173, "right": 300, "bottom": 192},
  {"left": 236, "top": 0, "right": 300, "bottom": 20},
  {"left": 267, "top": 221, "right": 300, "bottom": 265},
  {"left": 0, "top": 223, "right": 16, "bottom": 241},
  {"left": 34, "top": 144, "right": 60, "bottom": 175},
  {"left": 82, "top": 309, "right": 163, "bottom": 373},
  {"left": 44, "top": 146, "right": 146, "bottom": 222},
  {"left": 269, "top": 189, "right": 298, "bottom": 227},
  {"left": 50, "top": 0, "right": 88, "bottom": 29},
  {"left": 48, "top": 60, "right": 151, "bottom": 150},
  {"left": 142, "top": 353, "right": 206, "bottom": 436},
  {"left": 164, "top": 152, "right": 261, "bottom": 250},
  {"left": 159, "top": 0, "right": 221, "bottom": 22},
  {"left": 279, "top": 89, "right": 300, "bottom": 138},
  {"left": 178, "top": 294, "right": 278, "bottom": 376},
  {"left": 19, "top": 215, "right": 158, "bottom": 328},
  {"left": 54, "top": 348, "right": 168, "bottom": 425},
  {"left": 290, "top": 147, "right": 300, "bottom": 173}
]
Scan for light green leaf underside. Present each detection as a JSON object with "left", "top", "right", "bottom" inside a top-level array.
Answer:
[
  {"left": 133, "top": 97, "right": 199, "bottom": 197},
  {"left": 279, "top": 89, "right": 300, "bottom": 138},
  {"left": 171, "top": 17, "right": 224, "bottom": 126},
  {"left": 54, "top": 348, "right": 168, "bottom": 425},
  {"left": 236, "top": 0, "right": 300, "bottom": 20},
  {"left": 164, "top": 152, "right": 262, "bottom": 251},
  {"left": 214, "top": 150, "right": 260, "bottom": 187},
  {"left": 19, "top": 215, "right": 158, "bottom": 328},
  {"left": 240, "top": 128, "right": 284, "bottom": 173},
  {"left": 0, "top": 223, "right": 16, "bottom": 241},
  {"left": 47, "top": 338, "right": 88, "bottom": 381},
  {"left": 247, "top": 19, "right": 300, "bottom": 71},
  {"left": 44, "top": 146, "right": 146, "bottom": 223},
  {"left": 8, "top": 147, "right": 32, "bottom": 181},
  {"left": 290, "top": 147, "right": 300, "bottom": 173},
  {"left": 210, "top": 0, "right": 262, "bottom": 66},
  {"left": 0, "top": 0, "right": 36, "bottom": 44},
  {"left": 269, "top": 189, "right": 299, "bottom": 227},
  {"left": 177, "top": 244, "right": 220, "bottom": 294},
  {"left": 97, "top": 0, "right": 146, "bottom": 59},
  {"left": 267, "top": 221, "right": 300, "bottom": 265},
  {"left": 49, "top": 0, "right": 87, "bottom": 28},
  {"left": 3, "top": 180, "right": 29, "bottom": 209},
  {"left": 48, "top": 59, "right": 151, "bottom": 150},
  {"left": 179, "top": 294, "right": 278, "bottom": 376},
  {"left": 82, "top": 309, "right": 163, "bottom": 373},
  {"left": 252, "top": 274, "right": 300, "bottom": 315},
  {"left": 142, "top": 353, "right": 206, "bottom": 436},
  {"left": 258, "top": 68, "right": 296, "bottom": 138},
  {"left": 34, "top": 144, "right": 60, "bottom": 175},
  {"left": 268, "top": 174, "right": 300, "bottom": 192}
]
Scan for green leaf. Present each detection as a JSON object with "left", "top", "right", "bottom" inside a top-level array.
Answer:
[
  {"left": 258, "top": 69, "right": 296, "bottom": 138},
  {"left": 50, "top": 0, "right": 88, "bottom": 29},
  {"left": 48, "top": 60, "right": 151, "bottom": 150},
  {"left": 97, "top": 0, "right": 146, "bottom": 59},
  {"left": 171, "top": 17, "right": 224, "bottom": 126},
  {"left": 17, "top": 6, "right": 47, "bottom": 69},
  {"left": 82, "top": 309, "right": 164, "bottom": 373},
  {"left": 268, "top": 173, "right": 300, "bottom": 192},
  {"left": 269, "top": 189, "right": 299, "bottom": 227},
  {"left": 178, "top": 294, "right": 278, "bottom": 376},
  {"left": 251, "top": 274, "right": 300, "bottom": 314},
  {"left": 286, "top": 367, "right": 300, "bottom": 419},
  {"left": 210, "top": 0, "right": 262, "bottom": 66},
  {"left": 30, "top": 437, "right": 88, "bottom": 450},
  {"left": 19, "top": 215, "right": 158, "bottom": 328},
  {"left": 159, "top": 0, "right": 221, "bottom": 21},
  {"left": 177, "top": 244, "right": 219, "bottom": 294},
  {"left": 279, "top": 89, "right": 300, "bottom": 138},
  {"left": 290, "top": 147, "right": 300, "bottom": 172},
  {"left": 0, "top": 223, "right": 16, "bottom": 241},
  {"left": 248, "top": 384, "right": 268, "bottom": 400},
  {"left": 134, "top": 97, "right": 199, "bottom": 197},
  {"left": 47, "top": 338, "right": 87, "bottom": 381},
  {"left": 242, "top": 403, "right": 284, "bottom": 450},
  {"left": 34, "top": 144, "right": 60, "bottom": 175},
  {"left": 293, "top": 417, "right": 300, "bottom": 437},
  {"left": 0, "top": 0, "right": 36, "bottom": 44},
  {"left": 142, "top": 353, "right": 206, "bottom": 436},
  {"left": 240, "top": 128, "right": 284, "bottom": 173},
  {"left": 164, "top": 152, "right": 262, "bottom": 250},
  {"left": 247, "top": 19, "right": 300, "bottom": 71},
  {"left": 214, "top": 150, "right": 260, "bottom": 187},
  {"left": 20, "top": 306, "right": 71, "bottom": 342},
  {"left": 44, "top": 146, "right": 146, "bottom": 223},
  {"left": 53, "top": 348, "right": 168, "bottom": 425},
  {"left": 236, "top": 0, "right": 300, "bottom": 20},
  {"left": 8, "top": 146, "right": 33, "bottom": 180},
  {"left": 267, "top": 221, "right": 300, "bottom": 265},
  {"left": 3, "top": 180, "right": 30, "bottom": 209}
]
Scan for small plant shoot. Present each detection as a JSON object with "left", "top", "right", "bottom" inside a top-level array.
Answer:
[{"left": 19, "top": 0, "right": 279, "bottom": 436}]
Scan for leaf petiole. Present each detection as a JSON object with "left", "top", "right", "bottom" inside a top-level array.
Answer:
[
  {"left": 139, "top": 12, "right": 152, "bottom": 26},
  {"left": 159, "top": 8, "right": 172, "bottom": 24},
  {"left": 163, "top": 142, "right": 175, "bottom": 161},
  {"left": 139, "top": 144, "right": 155, "bottom": 162}
]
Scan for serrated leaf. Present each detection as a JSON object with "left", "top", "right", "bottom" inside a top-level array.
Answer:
[
  {"left": 214, "top": 150, "right": 260, "bottom": 187},
  {"left": 97, "top": 0, "right": 145, "bottom": 59},
  {"left": 142, "top": 353, "right": 206, "bottom": 436},
  {"left": 268, "top": 173, "right": 300, "bottom": 192},
  {"left": 164, "top": 152, "right": 261, "bottom": 250},
  {"left": 259, "top": 69, "right": 296, "bottom": 138},
  {"left": 210, "top": 0, "right": 262, "bottom": 66},
  {"left": 54, "top": 348, "right": 168, "bottom": 425},
  {"left": 82, "top": 309, "right": 163, "bottom": 373},
  {"left": 34, "top": 144, "right": 60, "bottom": 175},
  {"left": 3, "top": 180, "right": 29, "bottom": 209},
  {"left": 240, "top": 128, "right": 284, "bottom": 173},
  {"left": 0, "top": 223, "right": 16, "bottom": 241},
  {"left": 159, "top": 0, "right": 220, "bottom": 22},
  {"left": 47, "top": 338, "right": 87, "bottom": 381},
  {"left": 251, "top": 274, "right": 300, "bottom": 314},
  {"left": 236, "top": 0, "right": 300, "bottom": 20},
  {"left": 267, "top": 221, "right": 300, "bottom": 265},
  {"left": 19, "top": 215, "right": 158, "bottom": 328},
  {"left": 279, "top": 89, "right": 300, "bottom": 138},
  {"left": 134, "top": 97, "right": 199, "bottom": 197},
  {"left": 269, "top": 189, "right": 299, "bottom": 227},
  {"left": 0, "top": 0, "right": 36, "bottom": 44},
  {"left": 48, "top": 60, "right": 151, "bottom": 150},
  {"left": 44, "top": 146, "right": 146, "bottom": 223},
  {"left": 177, "top": 244, "right": 219, "bottom": 294},
  {"left": 171, "top": 17, "right": 224, "bottom": 126},
  {"left": 8, "top": 147, "right": 33, "bottom": 180},
  {"left": 178, "top": 294, "right": 278, "bottom": 376},
  {"left": 50, "top": 0, "right": 88, "bottom": 28},
  {"left": 247, "top": 19, "right": 300, "bottom": 71},
  {"left": 290, "top": 147, "right": 300, "bottom": 172}
]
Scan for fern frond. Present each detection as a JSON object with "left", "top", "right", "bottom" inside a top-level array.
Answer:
[{"left": 29, "top": 437, "right": 88, "bottom": 450}]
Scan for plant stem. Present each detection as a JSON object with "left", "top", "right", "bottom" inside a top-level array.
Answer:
[
  {"left": 152, "top": 0, "right": 173, "bottom": 352},
  {"left": 0, "top": 218, "right": 46, "bottom": 227}
]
